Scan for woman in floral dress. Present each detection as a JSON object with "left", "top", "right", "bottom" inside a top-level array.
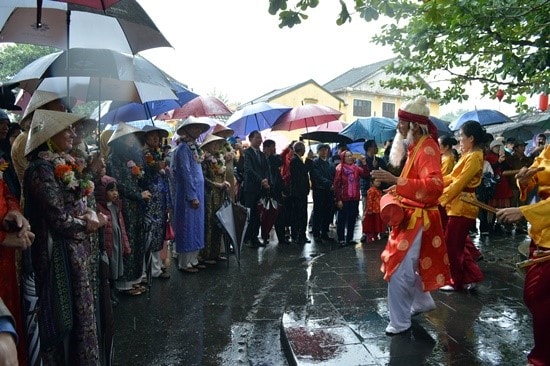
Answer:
[
  {"left": 200, "top": 134, "right": 231, "bottom": 265},
  {"left": 141, "top": 125, "right": 171, "bottom": 279},
  {"left": 106, "top": 123, "right": 151, "bottom": 293},
  {"left": 24, "top": 110, "right": 104, "bottom": 364}
]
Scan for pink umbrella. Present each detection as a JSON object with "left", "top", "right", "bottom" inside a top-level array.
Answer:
[
  {"left": 271, "top": 104, "right": 343, "bottom": 132},
  {"left": 171, "top": 95, "right": 232, "bottom": 120}
]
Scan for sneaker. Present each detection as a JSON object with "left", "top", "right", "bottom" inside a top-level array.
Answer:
[
  {"left": 410, "top": 304, "right": 436, "bottom": 317},
  {"left": 439, "top": 285, "right": 457, "bottom": 292},
  {"left": 385, "top": 324, "right": 411, "bottom": 336}
]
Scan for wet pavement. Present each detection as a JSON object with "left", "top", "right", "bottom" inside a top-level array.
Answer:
[{"left": 112, "top": 210, "right": 533, "bottom": 366}]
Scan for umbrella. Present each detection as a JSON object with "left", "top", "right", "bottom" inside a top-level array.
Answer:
[
  {"left": 301, "top": 120, "right": 351, "bottom": 143},
  {"left": 339, "top": 117, "right": 397, "bottom": 144},
  {"left": 7, "top": 50, "right": 177, "bottom": 104},
  {"left": 485, "top": 112, "right": 550, "bottom": 141},
  {"left": 258, "top": 195, "right": 279, "bottom": 242},
  {"left": 271, "top": 104, "right": 343, "bottom": 132},
  {"left": 0, "top": 0, "right": 171, "bottom": 54},
  {"left": 429, "top": 116, "right": 452, "bottom": 136},
  {"left": 98, "top": 101, "right": 176, "bottom": 125},
  {"left": 449, "top": 109, "right": 512, "bottom": 131},
  {"left": 216, "top": 196, "right": 250, "bottom": 266},
  {"left": 170, "top": 95, "right": 232, "bottom": 120},
  {"left": 225, "top": 102, "right": 292, "bottom": 138}
]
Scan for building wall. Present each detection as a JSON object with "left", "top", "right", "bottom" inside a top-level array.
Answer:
[
  {"left": 332, "top": 71, "right": 440, "bottom": 121},
  {"left": 269, "top": 82, "right": 344, "bottom": 112}
]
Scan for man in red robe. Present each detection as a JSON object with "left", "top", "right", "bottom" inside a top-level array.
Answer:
[{"left": 371, "top": 96, "right": 451, "bottom": 335}]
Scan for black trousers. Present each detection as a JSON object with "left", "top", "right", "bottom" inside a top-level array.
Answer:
[
  {"left": 244, "top": 192, "right": 261, "bottom": 242},
  {"left": 312, "top": 189, "right": 333, "bottom": 237},
  {"left": 290, "top": 194, "right": 308, "bottom": 240}
]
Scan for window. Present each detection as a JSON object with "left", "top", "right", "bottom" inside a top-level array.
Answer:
[
  {"left": 382, "top": 102, "right": 395, "bottom": 118},
  {"left": 353, "top": 99, "right": 371, "bottom": 117}
]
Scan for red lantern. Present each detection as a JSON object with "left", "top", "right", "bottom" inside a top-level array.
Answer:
[
  {"left": 496, "top": 89, "right": 504, "bottom": 102},
  {"left": 539, "top": 93, "right": 549, "bottom": 112}
]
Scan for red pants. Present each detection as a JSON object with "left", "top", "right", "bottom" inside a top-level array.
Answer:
[
  {"left": 443, "top": 214, "right": 484, "bottom": 289},
  {"left": 524, "top": 240, "right": 550, "bottom": 366}
]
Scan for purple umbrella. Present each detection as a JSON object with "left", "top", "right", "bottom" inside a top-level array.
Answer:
[{"left": 226, "top": 102, "right": 292, "bottom": 138}]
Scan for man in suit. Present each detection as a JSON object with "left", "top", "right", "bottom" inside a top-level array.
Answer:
[
  {"left": 289, "top": 141, "right": 311, "bottom": 244},
  {"left": 243, "top": 130, "right": 270, "bottom": 247},
  {"left": 310, "top": 143, "right": 335, "bottom": 242}
]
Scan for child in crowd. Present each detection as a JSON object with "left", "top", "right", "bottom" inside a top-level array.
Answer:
[
  {"left": 95, "top": 175, "right": 135, "bottom": 299},
  {"left": 361, "top": 178, "right": 386, "bottom": 242}
]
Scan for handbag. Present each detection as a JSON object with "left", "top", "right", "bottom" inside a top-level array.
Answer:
[{"left": 165, "top": 222, "right": 175, "bottom": 241}]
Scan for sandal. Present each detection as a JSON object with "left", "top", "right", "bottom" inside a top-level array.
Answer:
[
  {"left": 180, "top": 267, "right": 198, "bottom": 273},
  {"left": 121, "top": 288, "right": 143, "bottom": 296},
  {"left": 157, "top": 272, "right": 171, "bottom": 279}
]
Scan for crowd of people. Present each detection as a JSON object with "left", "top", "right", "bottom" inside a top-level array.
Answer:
[{"left": 0, "top": 90, "right": 548, "bottom": 365}]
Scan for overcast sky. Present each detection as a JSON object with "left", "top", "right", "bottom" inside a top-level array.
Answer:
[{"left": 137, "top": 0, "right": 522, "bottom": 117}]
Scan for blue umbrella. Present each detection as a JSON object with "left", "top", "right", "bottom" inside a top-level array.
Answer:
[
  {"left": 226, "top": 102, "right": 292, "bottom": 138},
  {"left": 339, "top": 117, "right": 397, "bottom": 144},
  {"left": 99, "top": 88, "right": 199, "bottom": 125},
  {"left": 429, "top": 116, "right": 452, "bottom": 136},
  {"left": 449, "top": 109, "right": 512, "bottom": 131}
]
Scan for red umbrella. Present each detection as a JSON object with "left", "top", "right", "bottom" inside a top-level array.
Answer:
[
  {"left": 271, "top": 104, "right": 343, "bottom": 132},
  {"left": 258, "top": 196, "right": 280, "bottom": 242},
  {"left": 171, "top": 95, "right": 232, "bottom": 119}
]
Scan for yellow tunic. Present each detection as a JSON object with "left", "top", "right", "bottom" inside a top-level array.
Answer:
[
  {"left": 439, "top": 149, "right": 483, "bottom": 219},
  {"left": 441, "top": 152, "right": 455, "bottom": 176},
  {"left": 519, "top": 145, "right": 550, "bottom": 248}
]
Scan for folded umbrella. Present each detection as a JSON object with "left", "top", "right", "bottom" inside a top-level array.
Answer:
[{"left": 258, "top": 195, "right": 279, "bottom": 242}]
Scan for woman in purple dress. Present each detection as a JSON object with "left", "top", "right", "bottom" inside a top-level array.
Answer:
[{"left": 171, "top": 117, "right": 210, "bottom": 273}]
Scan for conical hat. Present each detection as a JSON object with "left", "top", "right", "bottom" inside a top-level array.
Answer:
[
  {"left": 25, "top": 110, "right": 84, "bottom": 156},
  {"left": 107, "top": 122, "right": 145, "bottom": 145},
  {"left": 142, "top": 124, "right": 169, "bottom": 139},
  {"left": 175, "top": 116, "right": 211, "bottom": 136},
  {"left": 22, "top": 91, "right": 76, "bottom": 122},
  {"left": 212, "top": 123, "right": 234, "bottom": 138},
  {"left": 200, "top": 133, "right": 225, "bottom": 150}
]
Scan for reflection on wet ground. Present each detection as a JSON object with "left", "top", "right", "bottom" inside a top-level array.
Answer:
[{"left": 112, "top": 216, "right": 532, "bottom": 366}]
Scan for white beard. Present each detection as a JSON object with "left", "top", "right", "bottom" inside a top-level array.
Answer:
[{"left": 389, "top": 124, "right": 415, "bottom": 167}]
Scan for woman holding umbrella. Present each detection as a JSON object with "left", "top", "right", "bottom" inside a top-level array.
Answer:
[
  {"left": 106, "top": 123, "right": 151, "bottom": 294},
  {"left": 142, "top": 125, "right": 171, "bottom": 279},
  {"left": 200, "top": 133, "right": 231, "bottom": 265}
]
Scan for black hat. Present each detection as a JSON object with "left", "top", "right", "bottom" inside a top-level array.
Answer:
[{"left": 513, "top": 140, "right": 527, "bottom": 148}]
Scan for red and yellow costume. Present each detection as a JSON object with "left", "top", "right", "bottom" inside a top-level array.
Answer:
[
  {"left": 381, "top": 135, "right": 451, "bottom": 291},
  {"left": 517, "top": 145, "right": 550, "bottom": 366},
  {"left": 439, "top": 149, "right": 484, "bottom": 289}
]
